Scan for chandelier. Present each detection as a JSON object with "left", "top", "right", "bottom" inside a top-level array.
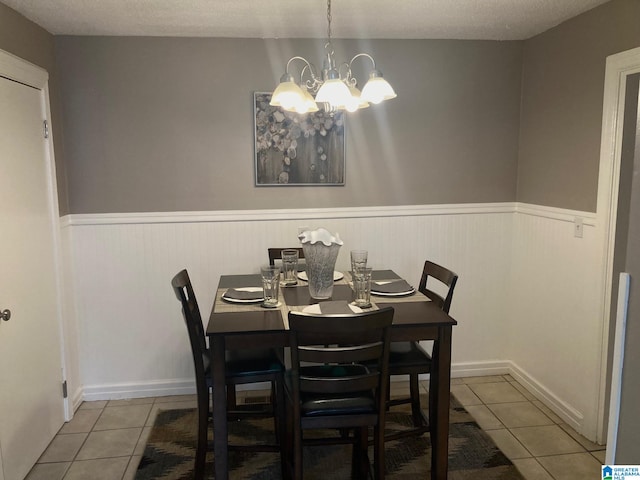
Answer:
[{"left": 270, "top": 0, "right": 397, "bottom": 114}]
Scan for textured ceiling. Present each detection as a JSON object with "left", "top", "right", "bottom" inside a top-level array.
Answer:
[{"left": 3, "top": 0, "right": 610, "bottom": 40}]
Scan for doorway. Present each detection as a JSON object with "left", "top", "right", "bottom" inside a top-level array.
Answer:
[
  {"left": 596, "top": 46, "right": 640, "bottom": 445},
  {"left": 0, "top": 50, "right": 67, "bottom": 479},
  {"left": 610, "top": 81, "right": 640, "bottom": 462}
]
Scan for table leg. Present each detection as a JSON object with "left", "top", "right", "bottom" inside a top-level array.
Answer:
[
  {"left": 212, "top": 336, "right": 228, "bottom": 480},
  {"left": 431, "top": 326, "right": 452, "bottom": 480}
]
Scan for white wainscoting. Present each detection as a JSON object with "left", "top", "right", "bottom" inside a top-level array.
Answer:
[
  {"left": 509, "top": 205, "right": 601, "bottom": 437},
  {"left": 61, "top": 202, "right": 603, "bottom": 438}
]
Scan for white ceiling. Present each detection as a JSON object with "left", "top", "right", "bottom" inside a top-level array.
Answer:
[{"left": 3, "top": 0, "right": 610, "bottom": 40}]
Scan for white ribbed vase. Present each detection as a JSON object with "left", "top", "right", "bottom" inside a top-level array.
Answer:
[{"left": 299, "top": 228, "right": 343, "bottom": 299}]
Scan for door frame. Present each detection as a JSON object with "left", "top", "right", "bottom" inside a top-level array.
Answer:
[
  {"left": 596, "top": 45, "right": 640, "bottom": 443},
  {"left": 0, "top": 49, "right": 70, "bottom": 419}
]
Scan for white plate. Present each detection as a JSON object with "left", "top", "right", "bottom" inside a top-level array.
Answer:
[
  {"left": 221, "top": 287, "right": 264, "bottom": 304},
  {"left": 370, "top": 287, "right": 416, "bottom": 297},
  {"left": 302, "top": 303, "right": 363, "bottom": 314},
  {"left": 297, "top": 271, "right": 344, "bottom": 282},
  {"left": 260, "top": 301, "right": 282, "bottom": 309}
]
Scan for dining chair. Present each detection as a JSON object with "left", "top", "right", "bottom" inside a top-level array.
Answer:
[
  {"left": 171, "top": 269, "right": 285, "bottom": 480},
  {"left": 268, "top": 247, "right": 305, "bottom": 266},
  {"left": 385, "top": 260, "right": 458, "bottom": 441},
  {"left": 284, "top": 306, "right": 394, "bottom": 480}
]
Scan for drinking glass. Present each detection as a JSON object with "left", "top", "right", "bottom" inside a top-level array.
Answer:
[
  {"left": 281, "top": 249, "right": 299, "bottom": 286},
  {"left": 350, "top": 250, "right": 368, "bottom": 275},
  {"left": 353, "top": 267, "right": 372, "bottom": 308},
  {"left": 260, "top": 265, "right": 280, "bottom": 307}
]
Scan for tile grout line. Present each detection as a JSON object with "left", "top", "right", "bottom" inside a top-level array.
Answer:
[
  {"left": 483, "top": 388, "right": 551, "bottom": 479},
  {"left": 64, "top": 403, "right": 104, "bottom": 479},
  {"left": 76, "top": 400, "right": 143, "bottom": 480},
  {"left": 473, "top": 376, "right": 598, "bottom": 480}
]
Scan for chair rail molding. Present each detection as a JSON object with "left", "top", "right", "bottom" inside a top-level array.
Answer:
[
  {"left": 61, "top": 202, "right": 599, "bottom": 227},
  {"left": 61, "top": 202, "right": 517, "bottom": 226}
]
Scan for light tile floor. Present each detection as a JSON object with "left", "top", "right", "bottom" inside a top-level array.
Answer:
[
  {"left": 26, "top": 375, "right": 606, "bottom": 480},
  {"left": 447, "top": 375, "right": 605, "bottom": 480}
]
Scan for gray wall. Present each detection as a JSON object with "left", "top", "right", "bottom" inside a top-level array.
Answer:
[
  {"left": 5, "top": 0, "right": 640, "bottom": 215},
  {"left": 518, "top": 0, "right": 640, "bottom": 212},
  {"left": 54, "top": 37, "right": 522, "bottom": 214},
  {"left": 0, "top": 2, "right": 69, "bottom": 215}
]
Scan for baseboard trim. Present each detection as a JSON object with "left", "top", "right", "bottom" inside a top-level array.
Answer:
[
  {"left": 71, "top": 386, "right": 84, "bottom": 413},
  {"left": 413, "top": 360, "right": 583, "bottom": 432},
  {"left": 508, "top": 362, "right": 584, "bottom": 432},
  {"left": 83, "top": 379, "right": 197, "bottom": 401},
  {"left": 451, "top": 360, "right": 512, "bottom": 378},
  {"left": 81, "top": 379, "right": 276, "bottom": 402}
]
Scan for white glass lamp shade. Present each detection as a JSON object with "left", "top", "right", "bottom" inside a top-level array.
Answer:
[
  {"left": 360, "top": 72, "right": 397, "bottom": 105},
  {"left": 315, "top": 78, "right": 351, "bottom": 109},
  {"left": 299, "top": 87, "right": 319, "bottom": 113},
  {"left": 345, "top": 85, "right": 369, "bottom": 112},
  {"left": 270, "top": 80, "right": 307, "bottom": 112}
]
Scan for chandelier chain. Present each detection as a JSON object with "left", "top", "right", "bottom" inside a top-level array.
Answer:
[{"left": 327, "top": 0, "right": 332, "bottom": 42}]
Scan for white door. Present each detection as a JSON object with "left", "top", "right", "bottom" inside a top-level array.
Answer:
[{"left": 0, "top": 52, "right": 66, "bottom": 480}]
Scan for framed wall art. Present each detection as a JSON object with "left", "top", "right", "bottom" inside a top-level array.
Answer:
[{"left": 254, "top": 92, "right": 345, "bottom": 186}]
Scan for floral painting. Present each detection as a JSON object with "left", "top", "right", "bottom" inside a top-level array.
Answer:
[{"left": 254, "top": 92, "right": 345, "bottom": 186}]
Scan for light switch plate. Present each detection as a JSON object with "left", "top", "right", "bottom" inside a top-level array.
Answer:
[{"left": 574, "top": 217, "right": 584, "bottom": 238}]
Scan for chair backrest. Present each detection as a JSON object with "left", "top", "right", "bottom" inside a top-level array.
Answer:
[
  {"left": 288, "top": 307, "right": 394, "bottom": 397},
  {"left": 171, "top": 269, "right": 209, "bottom": 390},
  {"left": 418, "top": 261, "right": 458, "bottom": 313},
  {"left": 268, "top": 247, "right": 305, "bottom": 266}
]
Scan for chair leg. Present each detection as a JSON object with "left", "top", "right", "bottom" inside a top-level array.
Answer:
[
  {"left": 285, "top": 402, "right": 295, "bottom": 480},
  {"left": 227, "top": 385, "right": 237, "bottom": 409},
  {"left": 409, "top": 373, "right": 423, "bottom": 427},
  {"left": 282, "top": 407, "right": 291, "bottom": 480},
  {"left": 274, "top": 378, "right": 288, "bottom": 478},
  {"left": 272, "top": 382, "right": 279, "bottom": 441},
  {"left": 373, "top": 424, "right": 385, "bottom": 480},
  {"left": 385, "top": 379, "right": 391, "bottom": 411},
  {"left": 293, "top": 410, "right": 303, "bottom": 480},
  {"left": 194, "top": 397, "right": 209, "bottom": 480},
  {"left": 351, "top": 430, "right": 358, "bottom": 479},
  {"left": 356, "top": 427, "right": 370, "bottom": 480}
]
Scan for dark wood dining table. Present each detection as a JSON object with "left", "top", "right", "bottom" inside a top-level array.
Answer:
[{"left": 206, "top": 270, "right": 457, "bottom": 480}]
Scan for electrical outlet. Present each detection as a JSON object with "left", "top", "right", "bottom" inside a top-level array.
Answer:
[{"left": 574, "top": 217, "right": 584, "bottom": 238}]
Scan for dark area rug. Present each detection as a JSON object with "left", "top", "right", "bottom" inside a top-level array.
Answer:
[{"left": 136, "top": 396, "right": 524, "bottom": 479}]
